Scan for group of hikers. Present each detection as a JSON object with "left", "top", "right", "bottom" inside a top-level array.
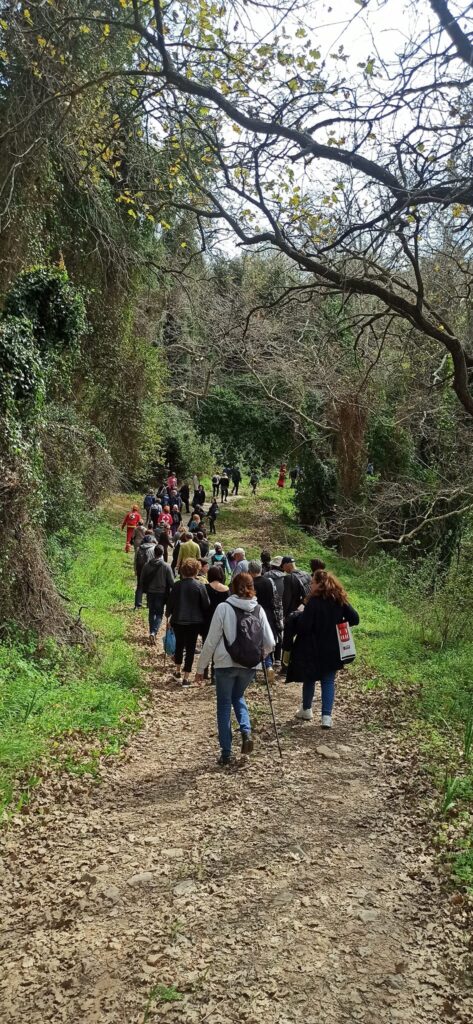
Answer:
[{"left": 120, "top": 468, "right": 359, "bottom": 766}]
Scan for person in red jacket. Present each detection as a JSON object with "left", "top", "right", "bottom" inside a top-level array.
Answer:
[
  {"left": 121, "top": 505, "right": 141, "bottom": 552},
  {"left": 158, "top": 504, "right": 173, "bottom": 528}
]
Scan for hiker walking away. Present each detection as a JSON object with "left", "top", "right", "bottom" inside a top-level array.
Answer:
[
  {"left": 207, "top": 498, "right": 219, "bottom": 535},
  {"left": 210, "top": 541, "right": 231, "bottom": 579},
  {"left": 170, "top": 504, "right": 182, "bottom": 537},
  {"left": 231, "top": 547, "right": 249, "bottom": 578},
  {"left": 195, "top": 572, "right": 274, "bottom": 765},
  {"left": 248, "top": 560, "right": 282, "bottom": 683},
  {"left": 285, "top": 569, "right": 359, "bottom": 728},
  {"left": 176, "top": 531, "right": 201, "bottom": 573},
  {"left": 148, "top": 499, "right": 163, "bottom": 530},
  {"left": 192, "top": 483, "right": 206, "bottom": 509},
  {"left": 132, "top": 519, "right": 146, "bottom": 552},
  {"left": 289, "top": 466, "right": 299, "bottom": 488},
  {"left": 260, "top": 550, "right": 271, "bottom": 574},
  {"left": 171, "top": 526, "right": 186, "bottom": 574},
  {"left": 231, "top": 466, "right": 242, "bottom": 495},
  {"left": 219, "top": 469, "right": 229, "bottom": 503},
  {"left": 180, "top": 481, "right": 190, "bottom": 514},
  {"left": 133, "top": 528, "right": 157, "bottom": 609},
  {"left": 277, "top": 463, "right": 287, "bottom": 489},
  {"left": 121, "top": 504, "right": 141, "bottom": 553},
  {"left": 249, "top": 471, "right": 259, "bottom": 496},
  {"left": 196, "top": 530, "right": 209, "bottom": 559},
  {"left": 156, "top": 523, "right": 173, "bottom": 564},
  {"left": 167, "top": 558, "right": 210, "bottom": 685},
  {"left": 167, "top": 470, "right": 178, "bottom": 491},
  {"left": 264, "top": 556, "right": 285, "bottom": 665},
  {"left": 212, "top": 471, "right": 221, "bottom": 498},
  {"left": 143, "top": 490, "right": 156, "bottom": 525},
  {"left": 169, "top": 488, "right": 182, "bottom": 511},
  {"left": 200, "top": 565, "right": 229, "bottom": 681},
  {"left": 281, "top": 555, "right": 312, "bottom": 620},
  {"left": 140, "top": 544, "right": 174, "bottom": 644},
  {"left": 158, "top": 504, "right": 173, "bottom": 528}
]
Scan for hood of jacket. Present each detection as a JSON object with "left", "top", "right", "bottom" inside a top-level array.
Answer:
[
  {"left": 227, "top": 595, "right": 257, "bottom": 611},
  {"left": 140, "top": 537, "right": 156, "bottom": 548}
]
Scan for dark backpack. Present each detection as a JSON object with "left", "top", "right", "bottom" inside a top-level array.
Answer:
[
  {"left": 295, "top": 570, "right": 312, "bottom": 599},
  {"left": 223, "top": 605, "right": 264, "bottom": 668}
]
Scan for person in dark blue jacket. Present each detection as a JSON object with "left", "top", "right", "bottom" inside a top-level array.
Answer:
[{"left": 284, "top": 569, "right": 359, "bottom": 729}]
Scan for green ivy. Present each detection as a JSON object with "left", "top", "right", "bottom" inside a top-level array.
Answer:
[
  {"left": 3, "top": 267, "right": 87, "bottom": 355},
  {"left": 0, "top": 317, "right": 43, "bottom": 413}
]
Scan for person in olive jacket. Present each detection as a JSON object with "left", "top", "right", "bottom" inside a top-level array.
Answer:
[
  {"left": 167, "top": 558, "right": 210, "bottom": 685},
  {"left": 285, "top": 569, "right": 359, "bottom": 729}
]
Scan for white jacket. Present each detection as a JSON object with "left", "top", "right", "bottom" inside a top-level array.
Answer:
[{"left": 197, "top": 596, "right": 275, "bottom": 672}]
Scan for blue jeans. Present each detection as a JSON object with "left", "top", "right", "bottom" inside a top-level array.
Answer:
[
  {"left": 214, "top": 667, "right": 255, "bottom": 756},
  {"left": 302, "top": 672, "right": 336, "bottom": 715},
  {"left": 147, "top": 593, "right": 165, "bottom": 636},
  {"left": 134, "top": 585, "right": 143, "bottom": 609}
]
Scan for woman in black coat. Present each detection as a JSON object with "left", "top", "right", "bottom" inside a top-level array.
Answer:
[{"left": 285, "top": 569, "right": 359, "bottom": 729}]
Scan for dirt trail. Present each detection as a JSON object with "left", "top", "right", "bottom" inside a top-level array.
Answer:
[{"left": 0, "top": 498, "right": 470, "bottom": 1023}]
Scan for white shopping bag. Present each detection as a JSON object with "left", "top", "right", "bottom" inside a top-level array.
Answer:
[{"left": 336, "top": 620, "right": 356, "bottom": 663}]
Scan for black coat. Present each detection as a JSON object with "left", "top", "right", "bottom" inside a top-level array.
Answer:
[
  {"left": 167, "top": 578, "right": 210, "bottom": 627},
  {"left": 285, "top": 596, "right": 359, "bottom": 682},
  {"left": 254, "top": 575, "right": 281, "bottom": 639}
]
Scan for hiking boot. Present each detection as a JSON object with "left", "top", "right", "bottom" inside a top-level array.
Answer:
[
  {"left": 149, "top": 634, "right": 157, "bottom": 645},
  {"left": 295, "top": 706, "right": 313, "bottom": 721},
  {"left": 321, "top": 715, "right": 333, "bottom": 729},
  {"left": 181, "top": 674, "right": 191, "bottom": 687},
  {"left": 217, "top": 752, "right": 232, "bottom": 767},
  {"left": 172, "top": 669, "right": 181, "bottom": 680},
  {"left": 241, "top": 731, "right": 254, "bottom": 755}
]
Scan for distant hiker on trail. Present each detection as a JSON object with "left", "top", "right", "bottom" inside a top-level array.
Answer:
[
  {"left": 200, "top": 565, "right": 229, "bottom": 680},
  {"left": 196, "top": 530, "right": 209, "bottom": 559},
  {"left": 176, "top": 532, "right": 200, "bottom": 572},
  {"left": 195, "top": 571, "right": 274, "bottom": 766},
  {"left": 207, "top": 498, "right": 219, "bottom": 534},
  {"left": 219, "top": 470, "right": 229, "bottom": 502},
  {"left": 167, "top": 471, "right": 178, "bottom": 491},
  {"left": 231, "top": 547, "right": 249, "bottom": 578},
  {"left": 143, "top": 491, "right": 156, "bottom": 525},
  {"left": 148, "top": 500, "right": 162, "bottom": 529},
  {"left": 140, "top": 544, "right": 174, "bottom": 645},
  {"left": 260, "top": 549, "right": 272, "bottom": 574},
  {"left": 289, "top": 466, "right": 299, "bottom": 488},
  {"left": 133, "top": 528, "right": 156, "bottom": 609},
  {"left": 277, "top": 463, "right": 287, "bottom": 488},
  {"left": 169, "top": 488, "right": 182, "bottom": 511},
  {"left": 284, "top": 569, "right": 359, "bottom": 728},
  {"left": 281, "top": 556, "right": 312, "bottom": 620},
  {"left": 121, "top": 505, "right": 141, "bottom": 553},
  {"left": 179, "top": 481, "right": 190, "bottom": 514},
  {"left": 249, "top": 471, "right": 259, "bottom": 496},
  {"left": 158, "top": 505, "right": 173, "bottom": 528},
  {"left": 193, "top": 473, "right": 199, "bottom": 492},
  {"left": 188, "top": 513, "right": 201, "bottom": 534},
  {"left": 192, "top": 483, "right": 206, "bottom": 509},
  {"left": 210, "top": 542, "right": 231, "bottom": 580},
  {"left": 248, "top": 559, "right": 282, "bottom": 684},
  {"left": 231, "top": 466, "right": 242, "bottom": 495},
  {"left": 132, "top": 519, "right": 146, "bottom": 552},
  {"left": 156, "top": 523, "right": 173, "bottom": 563},
  {"left": 167, "top": 558, "right": 210, "bottom": 685},
  {"left": 170, "top": 505, "right": 182, "bottom": 536},
  {"left": 212, "top": 472, "right": 221, "bottom": 498}
]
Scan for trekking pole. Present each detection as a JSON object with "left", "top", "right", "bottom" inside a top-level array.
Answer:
[
  {"left": 163, "top": 616, "right": 168, "bottom": 670},
  {"left": 261, "top": 657, "right": 283, "bottom": 760}
]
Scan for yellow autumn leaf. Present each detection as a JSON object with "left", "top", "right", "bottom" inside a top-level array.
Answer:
[
  {"left": 103, "top": 23, "right": 110, "bottom": 37},
  {"left": 79, "top": 24, "right": 91, "bottom": 34},
  {"left": 23, "top": 9, "right": 32, "bottom": 23}
]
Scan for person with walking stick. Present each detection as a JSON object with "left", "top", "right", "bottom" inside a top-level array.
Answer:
[{"left": 195, "top": 572, "right": 274, "bottom": 766}]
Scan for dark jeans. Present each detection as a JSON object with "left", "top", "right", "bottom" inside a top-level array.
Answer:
[
  {"left": 231, "top": 482, "right": 239, "bottom": 495},
  {"left": 209, "top": 517, "right": 216, "bottom": 534},
  {"left": 220, "top": 487, "right": 228, "bottom": 502},
  {"left": 212, "top": 484, "right": 219, "bottom": 497},
  {"left": 174, "top": 623, "right": 200, "bottom": 672},
  {"left": 302, "top": 671, "right": 336, "bottom": 714},
  {"left": 147, "top": 593, "right": 165, "bottom": 636},
  {"left": 134, "top": 581, "right": 143, "bottom": 608}
]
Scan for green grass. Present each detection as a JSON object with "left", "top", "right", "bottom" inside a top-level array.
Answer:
[{"left": 0, "top": 500, "right": 144, "bottom": 816}]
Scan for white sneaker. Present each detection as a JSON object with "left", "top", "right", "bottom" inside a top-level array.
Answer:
[
  {"left": 321, "top": 715, "right": 333, "bottom": 729},
  {"left": 295, "top": 706, "right": 313, "bottom": 721}
]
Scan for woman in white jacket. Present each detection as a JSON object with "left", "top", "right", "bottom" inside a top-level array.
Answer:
[{"left": 195, "top": 572, "right": 274, "bottom": 765}]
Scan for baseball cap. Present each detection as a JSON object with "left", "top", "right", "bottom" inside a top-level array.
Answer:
[
  {"left": 270, "top": 556, "right": 283, "bottom": 568},
  {"left": 281, "top": 556, "right": 295, "bottom": 567}
]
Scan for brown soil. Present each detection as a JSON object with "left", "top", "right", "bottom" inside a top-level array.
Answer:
[{"left": 0, "top": 499, "right": 471, "bottom": 1024}]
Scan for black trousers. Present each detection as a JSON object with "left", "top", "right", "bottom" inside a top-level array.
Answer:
[
  {"left": 174, "top": 624, "right": 200, "bottom": 673},
  {"left": 231, "top": 482, "right": 239, "bottom": 495},
  {"left": 209, "top": 517, "right": 216, "bottom": 534}
]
